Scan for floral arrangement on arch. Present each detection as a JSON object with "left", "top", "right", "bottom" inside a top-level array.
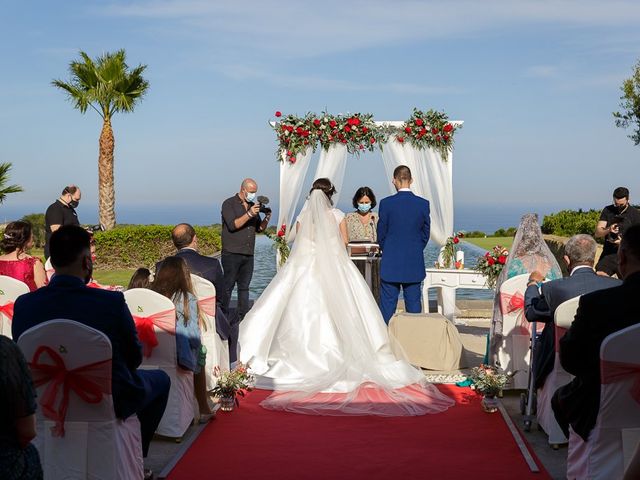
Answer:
[
  {"left": 271, "top": 109, "right": 460, "bottom": 164},
  {"left": 209, "top": 363, "right": 255, "bottom": 404},
  {"left": 266, "top": 223, "right": 290, "bottom": 266},
  {"left": 394, "top": 108, "right": 459, "bottom": 159},
  {"left": 436, "top": 231, "right": 464, "bottom": 269},
  {"left": 475, "top": 245, "right": 509, "bottom": 289},
  {"left": 468, "top": 364, "right": 512, "bottom": 396}
]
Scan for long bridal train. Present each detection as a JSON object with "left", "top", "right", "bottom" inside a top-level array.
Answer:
[{"left": 239, "top": 190, "right": 454, "bottom": 416}]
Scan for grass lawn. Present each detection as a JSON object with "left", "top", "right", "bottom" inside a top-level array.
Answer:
[{"left": 463, "top": 236, "right": 514, "bottom": 252}]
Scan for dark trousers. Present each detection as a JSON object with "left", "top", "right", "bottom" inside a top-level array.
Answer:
[
  {"left": 380, "top": 281, "right": 422, "bottom": 324},
  {"left": 136, "top": 369, "right": 170, "bottom": 457},
  {"left": 221, "top": 252, "right": 254, "bottom": 324}
]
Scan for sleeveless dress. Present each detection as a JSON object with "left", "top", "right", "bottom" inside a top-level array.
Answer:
[{"left": 0, "top": 257, "right": 40, "bottom": 291}]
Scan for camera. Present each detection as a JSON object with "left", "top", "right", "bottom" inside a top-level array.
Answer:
[
  {"left": 86, "top": 224, "right": 105, "bottom": 233},
  {"left": 257, "top": 195, "right": 272, "bottom": 215}
]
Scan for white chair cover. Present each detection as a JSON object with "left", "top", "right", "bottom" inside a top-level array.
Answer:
[
  {"left": 190, "top": 274, "right": 230, "bottom": 391},
  {"left": 124, "top": 288, "right": 196, "bottom": 438},
  {"left": 17, "top": 319, "right": 143, "bottom": 480},
  {"left": 0, "top": 275, "right": 30, "bottom": 338},
  {"left": 536, "top": 297, "right": 580, "bottom": 446},
  {"left": 496, "top": 274, "right": 530, "bottom": 389},
  {"left": 567, "top": 323, "right": 640, "bottom": 479},
  {"left": 44, "top": 258, "right": 55, "bottom": 281}
]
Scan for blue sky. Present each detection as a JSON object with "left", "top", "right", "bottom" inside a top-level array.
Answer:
[{"left": 1, "top": 1, "right": 640, "bottom": 227}]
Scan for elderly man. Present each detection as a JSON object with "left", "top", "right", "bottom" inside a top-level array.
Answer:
[
  {"left": 552, "top": 224, "right": 640, "bottom": 441},
  {"left": 220, "top": 179, "right": 271, "bottom": 323},
  {"left": 525, "top": 234, "right": 620, "bottom": 389},
  {"left": 44, "top": 185, "right": 82, "bottom": 258},
  {"left": 156, "top": 223, "right": 230, "bottom": 339}
]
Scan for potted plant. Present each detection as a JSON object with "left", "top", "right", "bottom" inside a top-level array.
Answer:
[
  {"left": 468, "top": 365, "right": 513, "bottom": 413},
  {"left": 209, "top": 363, "right": 255, "bottom": 412}
]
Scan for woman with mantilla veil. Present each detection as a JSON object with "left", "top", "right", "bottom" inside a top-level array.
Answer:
[
  {"left": 239, "top": 179, "right": 454, "bottom": 416},
  {"left": 489, "top": 213, "right": 562, "bottom": 366}
]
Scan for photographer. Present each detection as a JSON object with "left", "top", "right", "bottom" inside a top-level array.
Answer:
[
  {"left": 595, "top": 186, "right": 640, "bottom": 276},
  {"left": 221, "top": 178, "right": 271, "bottom": 333}
]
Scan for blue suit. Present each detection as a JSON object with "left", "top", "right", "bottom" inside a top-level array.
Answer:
[
  {"left": 12, "top": 275, "right": 170, "bottom": 457},
  {"left": 377, "top": 190, "right": 430, "bottom": 323}
]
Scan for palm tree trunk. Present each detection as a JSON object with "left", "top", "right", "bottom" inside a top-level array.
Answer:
[{"left": 98, "top": 116, "right": 116, "bottom": 229}]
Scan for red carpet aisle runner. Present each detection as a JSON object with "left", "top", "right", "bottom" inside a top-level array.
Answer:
[{"left": 168, "top": 386, "right": 550, "bottom": 480}]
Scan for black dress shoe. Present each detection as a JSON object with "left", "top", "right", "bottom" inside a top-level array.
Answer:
[{"left": 143, "top": 468, "right": 154, "bottom": 480}]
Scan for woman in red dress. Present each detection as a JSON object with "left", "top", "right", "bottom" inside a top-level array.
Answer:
[{"left": 0, "top": 221, "right": 47, "bottom": 291}]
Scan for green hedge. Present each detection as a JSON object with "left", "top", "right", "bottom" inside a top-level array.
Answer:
[
  {"left": 541, "top": 209, "right": 601, "bottom": 236},
  {"left": 20, "top": 213, "right": 46, "bottom": 248},
  {"left": 94, "top": 225, "right": 221, "bottom": 270}
]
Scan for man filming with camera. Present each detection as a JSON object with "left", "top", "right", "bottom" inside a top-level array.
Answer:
[
  {"left": 595, "top": 186, "right": 640, "bottom": 276},
  {"left": 221, "top": 178, "right": 271, "bottom": 355}
]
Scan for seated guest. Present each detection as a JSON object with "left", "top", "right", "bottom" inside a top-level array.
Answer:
[
  {"left": 11, "top": 226, "right": 169, "bottom": 480},
  {"left": 552, "top": 224, "right": 640, "bottom": 441},
  {"left": 0, "top": 335, "right": 43, "bottom": 479},
  {"left": 340, "top": 186, "right": 380, "bottom": 303},
  {"left": 525, "top": 234, "right": 620, "bottom": 389},
  {"left": 128, "top": 268, "right": 153, "bottom": 290},
  {"left": 0, "top": 221, "right": 47, "bottom": 291},
  {"left": 156, "top": 223, "right": 230, "bottom": 340},
  {"left": 152, "top": 256, "right": 214, "bottom": 421}
]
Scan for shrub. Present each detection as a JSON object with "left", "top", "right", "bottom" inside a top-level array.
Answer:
[
  {"left": 541, "top": 209, "right": 601, "bottom": 236},
  {"left": 493, "top": 227, "right": 517, "bottom": 237},
  {"left": 94, "top": 225, "right": 221, "bottom": 270},
  {"left": 20, "top": 213, "right": 46, "bottom": 248},
  {"left": 463, "top": 230, "right": 487, "bottom": 238}
]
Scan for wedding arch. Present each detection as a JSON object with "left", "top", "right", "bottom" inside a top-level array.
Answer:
[{"left": 270, "top": 109, "right": 463, "bottom": 257}]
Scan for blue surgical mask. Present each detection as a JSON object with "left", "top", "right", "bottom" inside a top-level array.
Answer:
[
  {"left": 357, "top": 203, "right": 371, "bottom": 213},
  {"left": 245, "top": 191, "right": 256, "bottom": 203}
]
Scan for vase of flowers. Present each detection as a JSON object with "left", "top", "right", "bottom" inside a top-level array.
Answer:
[
  {"left": 440, "top": 231, "right": 464, "bottom": 268},
  {"left": 468, "top": 365, "right": 512, "bottom": 413},
  {"left": 266, "top": 224, "right": 290, "bottom": 267},
  {"left": 474, "top": 245, "right": 509, "bottom": 289},
  {"left": 208, "top": 363, "right": 255, "bottom": 412}
]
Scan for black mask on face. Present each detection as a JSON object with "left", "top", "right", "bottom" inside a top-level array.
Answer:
[
  {"left": 617, "top": 203, "right": 628, "bottom": 214},
  {"left": 69, "top": 200, "right": 79, "bottom": 209}
]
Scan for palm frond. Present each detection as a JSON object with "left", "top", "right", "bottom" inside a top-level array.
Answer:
[{"left": 0, "top": 163, "right": 23, "bottom": 204}]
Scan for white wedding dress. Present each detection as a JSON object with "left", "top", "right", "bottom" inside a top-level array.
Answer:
[{"left": 239, "top": 190, "right": 454, "bottom": 416}]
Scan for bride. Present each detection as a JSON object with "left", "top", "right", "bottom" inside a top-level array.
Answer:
[{"left": 239, "top": 178, "right": 454, "bottom": 416}]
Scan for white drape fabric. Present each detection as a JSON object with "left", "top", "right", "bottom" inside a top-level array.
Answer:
[
  {"left": 277, "top": 147, "right": 314, "bottom": 243},
  {"left": 380, "top": 138, "right": 453, "bottom": 246},
  {"left": 239, "top": 190, "right": 454, "bottom": 416},
  {"left": 312, "top": 144, "right": 348, "bottom": 205}
]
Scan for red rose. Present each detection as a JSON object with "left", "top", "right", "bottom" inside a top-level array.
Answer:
[
  {"left": 328, "top": 135, "right": 333, "bottom": 141},
  {"left": 277, "top": 230, "right": 284, "bottom": 237},
  {"left": 453, "top": 237, "right": 459, "bottom": 244},
  {"left": 304, "top": 140, "right": 309, "bottom": 144},
  {"left": 275, "top": 111, "right": 282, "bottom": 117},
  {"left": 286, "top": 151, "right": 291, "bottom": 156},
  {"left": 488, "top": 257, "right": 495, "bottom": 265},
  {"left": 359, "top": 144, "right": 364, "bottom": 150},
  {"left": 329, "top": 120, "right": 337, "bottom": 128},
  {"left": 415, "top": 119, "right": 424, "bottom": 126},
  {"left": 351, "top": 117, "right": 361, "bottom": 126},
  {"left": 313, "top": 118, "right": 320, "bottom": 126},
  {"left": 370, "top": 137, "right": 376, "bottom": 144},
  {"left": 397, "top": 136, "right": 404, "bottom": 143},
  {"left": 498, "top": 255, "right": 507, "bottom": 264},
  {"left": 341, "top": 139, "right": 347, "bottom": 143},
  {"left": 405, "top": 127, "right": 412, "bottom": 133},
  {"left": 443, "top": 123, "right": 453, "bottom": 133},
  {"left": 290, "top": 156, "right": 296, "bottom": 164},
  {"left": 332, "top": 129, "right": 338, "bottom": 134},
  {"left": 443, "top": 134, "right": 450, "bottom": 141},
  {"left": 485, "top": 252, "right": 490, "bottom": 258},
  {"left": 432, "top": 127, "right": 439, "bottom": 134},
  {"left": 344, "top": 125, "right": 351, "bottom": 132},
  {"left": 420, "top": 128, "right": 427, "bottom": 135},
  {"left": 296, "top": 126, "right": 304, "bottom": 134},
  {"left": 436, "top": 135, "right": 441, "bottom": 141},
  {"left": 302, "top": 130, "right": 309, "bottom": 137}
]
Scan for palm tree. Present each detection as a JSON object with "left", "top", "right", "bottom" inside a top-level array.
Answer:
[
  {"left": 0, "top": 163, "right": 23, "bottom": 204},
  {"left": 52, "top": 50, "right": 149, "bottom": 229}
]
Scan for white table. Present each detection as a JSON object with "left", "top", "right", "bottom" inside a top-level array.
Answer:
[{"left": 422, "top": 268, "right": 489, "bottom": 323}]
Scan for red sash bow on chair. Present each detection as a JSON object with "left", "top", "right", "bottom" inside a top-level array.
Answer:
[
  {"left": 554, "top": 326, "right": 568, "bottom": 353},
  {"left": 29, "top": 345, "right": 112, "bottom": 437},
  {"left": 601, "top": 360, "right": 640, "bottom": 405},
  {"left": 132, "top": 309, "right": 176, "bottom": 357},
  {"left": 197, "top": 296, "right": 216, "bottom": 317},
  {"left": 499, "top": 291, "right": 531, "bottom": 334},
  {"left": 0, "top": 301, "right": 15, "bottom": 321}
]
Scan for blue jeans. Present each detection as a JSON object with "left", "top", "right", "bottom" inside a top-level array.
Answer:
[{"left": 221, "top": 252, "right": 254, "bottom": 324}]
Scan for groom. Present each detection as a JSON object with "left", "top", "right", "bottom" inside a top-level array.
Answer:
[{"left": 377, "top": 165, "right": 430, "bottom": 324}]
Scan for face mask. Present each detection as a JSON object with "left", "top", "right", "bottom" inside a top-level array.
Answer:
[
  {"left": 617, "top": 204, "right": 628, "bottom": 213},
  {"left": 69, "top": 200, "right": 79, "bottom": 208},
  {"left": 245, "top": 191, "right": 256, "bottom": 203},
  {"left": 357, "top": 203, "right": 371, "bottom": 213}
]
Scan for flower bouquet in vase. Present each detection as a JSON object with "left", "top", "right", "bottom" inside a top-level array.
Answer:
[
  {"left": 438, "top": 231, "right": 464, "bottom": 269},
  {"left": 475, "top": 245, "right": 509, "bottom": 289},
  {"left": 209, "top": 363, "right": 255, "bottom": 412},
  {"left": 468, "top": 365, "right": 513, "bottom": 413}
]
